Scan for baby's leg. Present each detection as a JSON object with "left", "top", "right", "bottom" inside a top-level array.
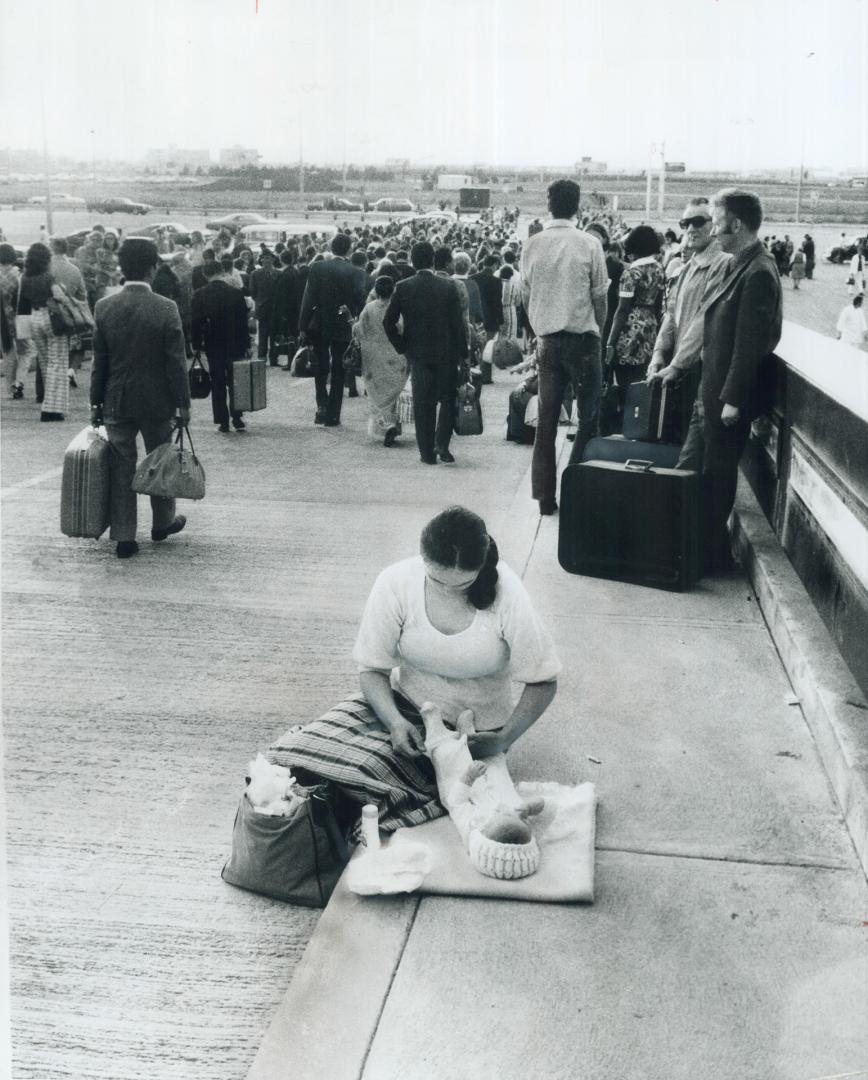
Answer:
[
  {"left": 481, "top": 754, "right": 545, "bottom": 817},
  {"left": 420, "top": 702, "right": 475, "bottom": 811}
]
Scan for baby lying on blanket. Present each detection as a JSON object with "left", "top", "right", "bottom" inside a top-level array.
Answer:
[{"left": 419, "top": 702, "right": 544, "bottom": 880}]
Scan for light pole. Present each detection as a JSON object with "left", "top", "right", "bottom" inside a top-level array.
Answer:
[
  {"left": 794, "top": 51, "right": 816, "bottom": 223},
  {"left": 39, "top": 81, "right": 53, "bottom": 235},
  {"left": 90, "top": 129, "right": 96, "bottom": 182}
]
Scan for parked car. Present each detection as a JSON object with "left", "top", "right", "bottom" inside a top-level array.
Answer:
[
  {"left": 305, "top": 198, "right": 362, "bottom": 212},
  {"left": 129, "top": 222, "right": 195, "bottom": 245},
  {"left": 236, "top": 221, "right": 339, "bottom": 248},
  {"left": 28, "top": 193, "right": 86, "bottom": 207},
  {"left": 86, "top": 196, "right": 151, "bottom": 214},
  {"left": 371, "top": 198, "right": 415, "bottom": 213},
  {"left": 204, "top": 212, "right": 267, "bottom": 232}
]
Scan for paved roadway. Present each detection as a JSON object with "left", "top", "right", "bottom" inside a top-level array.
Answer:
[{"left": 4, "top": 353, "right": 868, "bottom": 1078}]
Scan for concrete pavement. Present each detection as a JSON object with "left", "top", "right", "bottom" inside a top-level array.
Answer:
[{"left": 2, "top": 357, "right": 867, "bottom": 1080}]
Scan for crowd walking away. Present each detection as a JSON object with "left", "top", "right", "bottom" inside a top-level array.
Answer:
[{"left": 4, "top": 178, "right": 861, "bottom": 578}]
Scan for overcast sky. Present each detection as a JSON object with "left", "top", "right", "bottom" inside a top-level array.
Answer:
[{"left": 2, "top": 0, "right": 866, "bottom": 172}]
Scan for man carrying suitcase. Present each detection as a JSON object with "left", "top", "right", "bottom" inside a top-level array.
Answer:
[
  {"left": 675, "top": 189, "right": 782, "bottom": 574},
  {"left": 91, "top": 238, "right": 190, "bottom": 560}
]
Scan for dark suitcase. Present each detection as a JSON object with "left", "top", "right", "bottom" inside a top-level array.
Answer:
[
  {"left": 622, "top": 380, "right": 690, "bottom": 444},
  {"left": 558, "top": 459, "right": 702, "bottom": 591},
  {"left": 232, "top": 358, "right": 267, "bottom": 412},
  {"left": 581, "top": 435, "right": 681, "bottom": 469},
  {"left": 61, "top": 426, "right": 110, "bottom": 539}
]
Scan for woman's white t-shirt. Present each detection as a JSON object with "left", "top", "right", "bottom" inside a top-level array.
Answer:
[{"left": 353, "top": 556, "right": 562, "bottom": 731}]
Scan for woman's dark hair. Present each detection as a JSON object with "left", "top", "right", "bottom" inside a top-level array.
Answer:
[
  {"left": 420, "top": 506, "right": 499, "bottom": 611},
  {"left": 24, "top": 242, "right": 52, "bottom": 276},
  {"left": 624, "top": 224, "right": 661, "bottom": 259},
  {"left": 499, "top": 265, "right": 514, "bottom": 280},
  {"left": 0, "top": 243, "right": 18, "bottom": 265},
  {"left": 374, "top": 274, "right": 394, "bottom": 299}
]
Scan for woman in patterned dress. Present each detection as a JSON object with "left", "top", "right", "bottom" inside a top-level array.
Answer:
[
  {"left": 604, "top": 225, "right": 665, "bottom": 409},
  {"left": 17, "top": 243, "right": 69, "bottom": 421}
]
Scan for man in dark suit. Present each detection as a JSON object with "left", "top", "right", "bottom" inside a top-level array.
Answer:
[
  {"left": 677, "top": 188, "right": 782, "bottom": 573},
  {"left": 471, "top": 254, "right": 504, "bottom": 335},
  {"left": 191, "top": 260, "right": 250, "bottom": 432},
  {"left": 271, "top": 249, "right": 303, "bottom": 369},
  {"left": 91, "top": 239, "right": 190, "bottom": 559},
  {"left": 249, "top": 249, "right": 281, "bottom": 365},
  {"left": 298, "top": 233, "right": 367, "bottom": 425},
  {"left": 383, "top": 241, "right": 468, "bottom": 465}
]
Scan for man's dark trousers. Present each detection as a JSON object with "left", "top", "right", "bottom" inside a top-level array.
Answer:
[
  {"left": 257, "top": 318, "right": 279, "bottom": 364},
  {"left": 411, "top": 360, "right": 456, "bottom": 460},
  {"left": 677, "top": 397, "right": 751, "bottom": 570},
  {"left": 532, "top": 330, "right": 601, "bottom": 506},
  {"left": 207, "top": 352, "right": 243, "bottom": 427},
  {"left": 314, "top": 337, "right": 349, "bottom": 421}
]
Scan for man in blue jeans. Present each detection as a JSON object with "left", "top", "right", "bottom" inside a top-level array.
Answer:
[{"left": 521, "top": 179, "right": 609, "bottom": 515}]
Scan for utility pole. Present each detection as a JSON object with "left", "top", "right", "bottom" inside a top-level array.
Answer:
[
  {"left": 39, "top": 82, "right": 53, "bottom": 235},
  {"left": 645, "top": 143, "right": 654, "bottom": 218},
  {"left": 90, "top": 129, "right": 96, "bottom": 182},
  {"left": 298, "top": 128, "right": 305, "bottom": 199},
  {"left": 794, "top": 52, "right": 815, "bottom": 224},
  {"left": 657, "top": 140, "right": 666, "bottom": 219}
]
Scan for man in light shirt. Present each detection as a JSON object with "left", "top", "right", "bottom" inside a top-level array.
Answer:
[
  {"left": 647, "top": 197, "right": 731, "bottom": 388},
  {"left": 521, "top": 179, "right": 609, "bottom": 515},
  {"left": 836, "top": 294, "right": 867, "bottom": 347}
]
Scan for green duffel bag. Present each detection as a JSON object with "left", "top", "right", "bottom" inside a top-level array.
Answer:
[{"left": 221, "top": 785, "right": 350, "bottom": 908}]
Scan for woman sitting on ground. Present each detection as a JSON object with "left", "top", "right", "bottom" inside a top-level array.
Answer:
[{"left": 268, "top": 506, "right": 561, "bottom": 837}]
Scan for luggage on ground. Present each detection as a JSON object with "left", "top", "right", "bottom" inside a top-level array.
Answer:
[
  {"left": 581, "top": 434, "right": 681, "bottom": 469},
  {"left": 558, "top": 458, "right": 702, "bottom": 591},
  {"left": 232, "top": 358, "right": 267, "bottom": 411},
  {"left": 221, "top": 785, "right": 350, "bottom": 908},
  {"left": 506, "top": 384, "right": 536, "bottom": 444},
  {"left": 60, "top": 425, "right": 110, "bottom": 539}
]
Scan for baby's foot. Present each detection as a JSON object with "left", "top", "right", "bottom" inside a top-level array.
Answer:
[
  {"left": 456, "top": 709, "right": 476, "bottom": 737},
  {"left": 462, "top": 761, "right": 487, "bottom": 785},
  {"left": 518, "top": 795, "right": 546, "bottom": 818}
]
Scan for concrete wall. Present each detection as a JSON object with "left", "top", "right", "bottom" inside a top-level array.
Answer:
[{"left": 742, "top": 321, "right": 868, "bottom": 695}]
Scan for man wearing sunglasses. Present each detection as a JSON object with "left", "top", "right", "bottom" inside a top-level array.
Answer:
[
  {"left": 676, "top": 189, "right": 782, "bottom": 574},
  {"left": 647, "top": 198, "right": 730, "bottom": 388}
]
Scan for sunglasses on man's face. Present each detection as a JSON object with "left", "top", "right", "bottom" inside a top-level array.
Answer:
[{"left": 679, "top": 216, "right": 712, "bottom": 230}]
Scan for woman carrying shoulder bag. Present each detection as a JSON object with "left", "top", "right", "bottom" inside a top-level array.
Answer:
[{"left": 17, "top": 242, "right": 70, "bottom": 421}]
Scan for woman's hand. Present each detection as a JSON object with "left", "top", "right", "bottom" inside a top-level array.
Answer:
[
  {"left": 389, "top": 718, "right": 427, "bottom": 758},
  {"left": 466, "top": 730, "right": 506, "bottom": 759}
]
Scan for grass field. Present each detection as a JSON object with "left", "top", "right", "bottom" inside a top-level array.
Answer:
[{"left": 3, "top": 173, "right": 868, "bottom": 224}]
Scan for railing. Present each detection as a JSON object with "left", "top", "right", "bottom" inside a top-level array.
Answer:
[{"left": 742, "top": 321, "right": 868, "bottom": 695}]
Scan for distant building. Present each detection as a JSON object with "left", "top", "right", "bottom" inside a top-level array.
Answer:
[
  {"left": 219, "top": 145, "right": 261, "bottom": 169},
  {"left": 437, "top": 173, "right": 474, "bottom": 190},
  {"left": 665, "top": 161, "right": 686, "bottom": 173},
  {"left": 146, "top": 146, "right": 210, "bottom": 171},
  {"left": 575, "top": 157, "right": 607, "bottom": 175}
]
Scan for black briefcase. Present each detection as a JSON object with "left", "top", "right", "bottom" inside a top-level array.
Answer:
[
  {"left": 558, "top": 458, "right": 702, "bottom": 591},
  {"left": 622, "top": 380, "right": 689, "bottom": 444}
]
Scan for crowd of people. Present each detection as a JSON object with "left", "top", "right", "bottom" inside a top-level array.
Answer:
[{"left": 1, "top": 182, "right": 866, "bottom": 560}]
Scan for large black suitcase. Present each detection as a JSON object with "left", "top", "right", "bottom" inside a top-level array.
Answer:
[
  {"left": 581, "top": 435, "right": 680, "bottom": 469},
  {"left": 558, "top": 459, "right": 702, "bottom": 591}
]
